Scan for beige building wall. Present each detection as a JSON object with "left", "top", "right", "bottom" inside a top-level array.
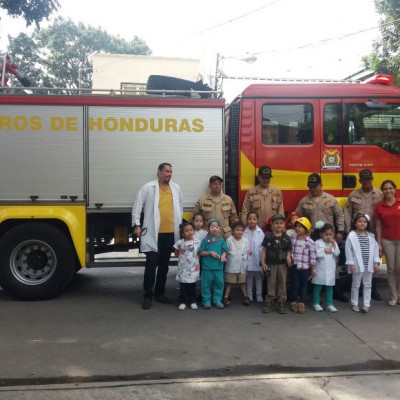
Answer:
[{"left": 92, "top": 54, "right": 200, "bottom": 91}]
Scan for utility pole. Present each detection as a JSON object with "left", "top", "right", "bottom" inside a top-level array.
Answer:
[{"left": 214, "top": 53, "right": 257, "bottom": 96}]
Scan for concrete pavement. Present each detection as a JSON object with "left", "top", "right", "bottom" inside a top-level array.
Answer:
[{"left": 1, "top": 265, "right": 399, "bottom": 398}]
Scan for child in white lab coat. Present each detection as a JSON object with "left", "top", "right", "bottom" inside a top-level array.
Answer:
[
  {"left": 311, "top": 221, "right": 340, "bottom": 313},
  {"left": 346, "top": 214, "right": 380, "bottom": 313},
  {"left": 244, "top": 212, "right": 265, "bottom": 302}
]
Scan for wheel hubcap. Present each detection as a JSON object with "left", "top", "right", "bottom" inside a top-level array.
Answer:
[{"left": 10, "top": 240, "right": 57, "bottom": 285}]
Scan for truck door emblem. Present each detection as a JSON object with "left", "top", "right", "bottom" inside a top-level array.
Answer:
[{"left": 322, "top": 149, "right": 342, "bottom": 170}]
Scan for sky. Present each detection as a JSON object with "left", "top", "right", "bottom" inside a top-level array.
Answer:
[{"left": 0, "top": 0, "right": 381, "bottom": 99}]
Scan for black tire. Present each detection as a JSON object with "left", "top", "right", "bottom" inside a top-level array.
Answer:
[
  {"left": 0, "top": 223, "right": 76, "bottom": 300},
  {"left": 146, "top": 75, "right": 213, "bottom": 98}
]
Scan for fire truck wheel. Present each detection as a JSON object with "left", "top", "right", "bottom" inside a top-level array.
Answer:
[
  {"left": 0, "top": 223, "right": 76, "bottom": 300},
  {"left": 146, "top": 75, "right": 213, "bottom": 98}
]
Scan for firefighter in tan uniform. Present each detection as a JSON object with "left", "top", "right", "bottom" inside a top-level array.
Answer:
[
  {"left": 240, "top": 166, "right": 284, "bottom": 229},
  {"left": 344, "top": 169, "right": 383, "bottom": 234},
  {"left": 295, "top": 173, "right": 347, "bottom": 301},
  {"left": 192, "top": 175, "right": 238, "bottom": 238},
  {"left": 295, "top": 173, "right": 345, "bottom": 240},
  {"left": 344, "top": 169, "right": 383, "bottom": 300}
]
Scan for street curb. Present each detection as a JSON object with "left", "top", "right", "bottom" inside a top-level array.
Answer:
[{"left": 2, "top": 369, "right": 400, "bottom": 392}]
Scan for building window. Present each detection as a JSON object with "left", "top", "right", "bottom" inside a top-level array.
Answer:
[
  {"left": 262, "top": 104, "right": 313, "bottom": 145},
  {"left": 120, "top": 82, "right": 146, "bottom": 95}
]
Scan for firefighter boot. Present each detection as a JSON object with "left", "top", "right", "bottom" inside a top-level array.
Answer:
[
  {"left": 278, "top": 299, "right": 287, "bottom": 314},
  {"left": 262, "top": 297, "right": 275, "bottom": 313}
]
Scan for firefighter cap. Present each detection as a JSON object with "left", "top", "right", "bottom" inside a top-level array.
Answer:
[
  {"left": 258, "top": 165, "right": 273, "bottom": 178},
  {"left": 359, "top": 169, "right": 373, "bottom": 180},
  {"left": 209, "top": 175, "right": 223, "bottom": 184},
  {"left": 307, "top": 173, "right": 322, "bottom": 188}
]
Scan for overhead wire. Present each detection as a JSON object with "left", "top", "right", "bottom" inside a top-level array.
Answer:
[
  {"left": 93, "top": 6, "right": 399, "bottom": 73},
  {"left": 250, "top": 17, "right": 400, "bottom": 56},
  {"left": 194, "top": 0, "right": 287, "bottom": 36},
  {"left": 94, "top": 1, "right": 287, "bottom": 71}
]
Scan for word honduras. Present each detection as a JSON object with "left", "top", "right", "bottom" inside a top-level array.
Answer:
[{"left": 0, "top": 116, "right": 205, "bottom": 132}]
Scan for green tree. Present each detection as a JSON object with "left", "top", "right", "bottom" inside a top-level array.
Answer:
[
  {"left": 363, "top": 0, "right": 400, "bottom": 84},
  {"left": 0, "top": 0, "right": 59, "bottom": 27},
  {"left": 7, "top": 17, "right": 151, "bottom": 90}
]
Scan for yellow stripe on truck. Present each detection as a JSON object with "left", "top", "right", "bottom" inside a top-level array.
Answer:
[
  {"left": 0, "top": 205, "right": 86, "bottom": 267},
  {"left": 240, "top": 151, "right": 337, "bottom": 191},
  {"left": 240, "top": 152, "right": 256, "bottom": 191},
  {"left": 240, "top": 152, "right": 400, "bottom": 191}
]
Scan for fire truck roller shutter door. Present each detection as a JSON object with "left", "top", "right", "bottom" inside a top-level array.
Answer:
[{"left": 0, "top": 222, "right": 76, "bottom": 300}]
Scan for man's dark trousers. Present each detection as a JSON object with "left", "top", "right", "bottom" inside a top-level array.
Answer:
[{"left": 143, "top": 233, "right": 174, "bottom": 298}]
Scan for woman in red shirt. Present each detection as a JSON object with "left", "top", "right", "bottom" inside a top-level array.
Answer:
[{"left": 375, "top": 180, "right": 400, "bottom": 306}]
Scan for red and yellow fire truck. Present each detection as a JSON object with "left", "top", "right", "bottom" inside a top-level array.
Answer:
[
  {"left": 0, "top": 74, "right": 399, "bottom": 299},
  {"left": 226, "top": 75, "right": 400, "bottom": 211}
]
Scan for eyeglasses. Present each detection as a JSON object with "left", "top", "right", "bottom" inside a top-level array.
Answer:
[{"left": 209, "top": 226, "right": 220, "bottom": 231}]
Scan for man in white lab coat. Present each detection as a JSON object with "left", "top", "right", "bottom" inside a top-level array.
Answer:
[{"left": 132, "top": 163, "right": 183, "bottom": 309}]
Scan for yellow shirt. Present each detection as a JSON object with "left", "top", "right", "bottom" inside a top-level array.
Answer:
[{"left": 158, "top": 185, "right": 174, "bottom": 233}]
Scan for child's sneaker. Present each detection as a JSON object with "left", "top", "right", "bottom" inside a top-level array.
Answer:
[
  {"left": 256, "top": 295, "right": 263, "bottom": 303},
  {"left": 361, "top": 306, "right": 369, "bottom": 314},
  {"left": 190, "top": 303, "right": 198, "bottom": 310},
  {"left": 214, "top": 302, "right": 224, "bottom": 309},
  {"left": 297, "top": 302, "right": 306, "bottom": 314},
  {"left": 290, "top": 302, "right": 298, "bottom": 313},
  {"left": 351, "top": 305, "right": 360, "bottom": 312},
  {"left": 203, "top": 303, "right": 211, "bottom": 309},
  {"left": 326, "top": 305, "right": 337, "bottom": 313},
  {"left": 313, "top": 304, "right": 323, "bottom": 312},
  {"left": 178, "top": 303, "right": 186, "bottom": 311}
]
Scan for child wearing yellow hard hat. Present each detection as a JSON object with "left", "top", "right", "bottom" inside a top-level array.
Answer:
[{"left": 289, "top": 217, "right": 317, "bottom": 314}]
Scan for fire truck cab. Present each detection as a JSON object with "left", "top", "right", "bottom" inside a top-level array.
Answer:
[{"left": 225, "top": 75, "right": 400, "bottom": 211}]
